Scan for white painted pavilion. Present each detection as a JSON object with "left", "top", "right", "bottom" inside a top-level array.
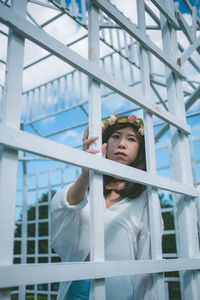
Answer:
[{"left": 0, "top": 0, "right": 199, "bottom": 299}]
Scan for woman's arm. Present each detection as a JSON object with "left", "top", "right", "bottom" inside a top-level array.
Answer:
[
  {"left": 67, "top": 126, "right": 107, "bottom": 205},
  {"left": 67, "top": 171, "right": 89, "bottom": 205},
  {"left": 67, "top": 126, "right": 99, "bottom": 205}
]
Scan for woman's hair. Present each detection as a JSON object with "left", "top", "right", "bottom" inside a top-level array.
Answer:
[{"left": 102, "top": 121, "right": 146, "bottom": 199}]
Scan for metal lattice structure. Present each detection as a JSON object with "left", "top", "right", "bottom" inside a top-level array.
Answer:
[{"left": 0, "top": 0, "right": 200, "bottom": 299}]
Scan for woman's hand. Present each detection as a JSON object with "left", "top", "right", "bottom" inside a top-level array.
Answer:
[
  {"left": 82, "top": 126, "right": 99, "bottom": 154},
  {"left": 82, "top": 126, "right": 99, "bottom": 176},
  {"left": 68, "top": 127, "right": 107, "bottom": 205},
  {"left": 82, "top": 127, "right": 107, "bottom": 175}
]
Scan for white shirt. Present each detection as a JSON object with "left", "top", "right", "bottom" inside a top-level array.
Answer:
[{"left": 50, "top": 184, "right": 162, "bottom": 300}]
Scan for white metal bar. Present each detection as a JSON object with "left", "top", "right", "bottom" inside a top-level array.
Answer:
[
  {"left": 50, "top": 82, "right": 54, "bottom": 113},
  {"left": 99, "top": 10, "right": 106, "bottom": 41},
  {"left": 38, "top": 86, "right": 42, "bottom": 117},
  {"left": 35, "top": 172, "right": 39, "bottom": 265},
  {"left": 57, "top": 78, "right": 61, "bottom": 111},
  {"left": 0, "top": 1, "right": 27, "bottom": 299},
  {"left": 25, "top": 93, "right": 29, "bottom": 123},
  {"left": 64, "top": 75, "right": 68, "bottom": 108},
  {"left": 29, "top": 0, "right": 61, "bottom": 10},
  {"left": 80, "top": 0, "right": 87, "bottom": 25},
  {"left": 136, "top": 1, "right": 165, "bottom": 298},
  {"left": 33, "top": 89, "right": 37, "bottom": 120},
  {"left": 179, "top": 35, "right": 200, "bottom": 66},
  {"left": 79, "top": 71, "right": 83, "bottom": 103},
  {"left": 18, "top": 156, "right": 28, "bottom": 300},
  {"left": 160, "top": 1, "right": 200, "bottom": 298},
  {"left": 0, "top": 125, "right": 198, "bottom": 197},
  {"left": 71, "top": 0, "right": 77, "bottom": 17},
  {"left": 1, "top": 258, "right": 200, "bottom": 288},
  {"left": 71, "top": 72, "right": 75, "bottom": 106},
  {"left": 92, "top": 0, "right": 184, "bottom": 77},
  {"left": 44, "top": 84, "right": 48, "bottom": 115},
  {"left": 150, "top": 0, "right": 179, "bottom": 29},
  {"left": 192, "top": 6, "right": 197, "bottom": 41},
  {"left": 155, "top": 85, "right": 200, "bottom": 142},
  {"left": 88, "top": 1, "right": 105, "bottom": 299},
  {"left": 0, "top": 3, "right": 191, "bottom": 134},
  {"left": 175, "top": 7, "right": 193, "bottom": 43}
]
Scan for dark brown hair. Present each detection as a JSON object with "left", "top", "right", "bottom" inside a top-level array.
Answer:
[{"left": 102, "top": 120, "right": 146, "bottom": 199}]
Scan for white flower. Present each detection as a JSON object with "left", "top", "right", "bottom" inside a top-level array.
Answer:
[{"left": 108, "top": 114, "right": 117, "bottom": 125}]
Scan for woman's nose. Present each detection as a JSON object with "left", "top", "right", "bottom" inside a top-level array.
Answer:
[{"left": 118, "top": 138, "right": 126, "bottom": 148}]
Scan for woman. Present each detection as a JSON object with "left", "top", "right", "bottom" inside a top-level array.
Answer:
[{"left": 50, "top": 114, "right": 163, "bottom": 300}]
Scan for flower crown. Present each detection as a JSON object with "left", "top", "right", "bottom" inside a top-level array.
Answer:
[{"left": 102, "top": 114, "right": 144, "bottom": 136}]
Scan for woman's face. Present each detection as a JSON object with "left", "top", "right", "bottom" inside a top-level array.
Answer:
[{"left": 106, "top": 127, "right": 140, "bottom": 166}]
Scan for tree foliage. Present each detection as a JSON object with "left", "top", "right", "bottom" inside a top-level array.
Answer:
[{"left": 14, "top": 190, "right": 57, "bottom": 259}]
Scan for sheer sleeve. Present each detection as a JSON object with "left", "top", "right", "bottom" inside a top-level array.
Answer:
[{"left": 50, "top": 183, "right": 89, "bottom": 262}]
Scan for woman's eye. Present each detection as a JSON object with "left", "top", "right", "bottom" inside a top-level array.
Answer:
[
  {"left": 128, "top": 138, "right": 136, "bottom": 142},
  {"left": 112, "top": 134, "right": 119, "bottom": 139}
]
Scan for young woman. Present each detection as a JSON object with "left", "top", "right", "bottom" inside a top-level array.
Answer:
[{"left": 50, "top": 114, "right": 163, "bottom": 300}]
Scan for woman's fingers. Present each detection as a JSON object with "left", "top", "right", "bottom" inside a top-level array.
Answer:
[
  {"left": 83, "top": 136, "right": 98, "bottom": 151},
  {"left": 86, "top": 149, "right": 99, "bottom": 154},
  {"left": 102, "top": 143, "right": 107, "bottom": 158},
  {"left": 83, "top": 126, "right": 99, "bottom": 151},
  {"left": 83, "top": 126, "right": 89, "bottom": 141}
]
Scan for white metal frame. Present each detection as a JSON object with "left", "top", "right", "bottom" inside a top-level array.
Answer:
[{"left": 0, "top": 0, "right": 199, "bottom": 299}]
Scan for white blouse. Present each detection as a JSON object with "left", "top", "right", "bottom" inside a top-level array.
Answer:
[{"left": 50, "top": 184, "right": 163, "bottom": 300}]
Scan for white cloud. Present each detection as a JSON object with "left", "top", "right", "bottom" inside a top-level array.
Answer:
[
  {"left": 40, "top": 115, "right": 56, "bottom": 127},
  {"left": 58, "top": 129, "right": 80, "bottom": 142}
]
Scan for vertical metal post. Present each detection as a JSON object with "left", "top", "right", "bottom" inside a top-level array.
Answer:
[
  {"left": 136, "top": 0, "right": 165, "bottom": 299},
  {"left": 0, "top": 0, "right": 27, "bottom": 299},
  {"left": 18, "top": 150, "right": 28, "bottom": 300},
  {"left": 160, "top": 0, "right": 200, "bottom": 299},
  {"left": 88, "top": 1, "right": 105, "bottom": 300}
]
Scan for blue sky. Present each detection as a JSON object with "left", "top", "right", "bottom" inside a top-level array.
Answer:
[{"left": 174, "top": 0, "right": 200, "bottom": 16}]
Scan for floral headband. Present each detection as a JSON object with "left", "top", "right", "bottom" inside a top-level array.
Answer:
[{"left": 102, "top": 114, "right": 144, "bottom": 136}]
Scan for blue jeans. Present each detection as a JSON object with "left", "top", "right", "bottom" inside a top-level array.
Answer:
[{"left": 68, "top": 280, "right": 90, "bottom": 300}]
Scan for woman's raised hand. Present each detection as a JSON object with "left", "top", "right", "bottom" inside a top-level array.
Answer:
[
  {"left": 82, "top": 126, "right": 107, "bottom": 158},
  {"left": 67, "top": 127, "right": 107, "bottom": 205},
  {"left": 80, "top": 127, "right": 107, "bottom": 185},
  {"left": 82, "top": 126, "right": 99, "bottom": 154}
]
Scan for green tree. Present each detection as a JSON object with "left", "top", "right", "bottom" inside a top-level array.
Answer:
[
  {"left": 14, "top": 190, "right": 57, "bottom": 259},
  {"left": 159, "top": 193, "right": 181, "bottom": 300}
]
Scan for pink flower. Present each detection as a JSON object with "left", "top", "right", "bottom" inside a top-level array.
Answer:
[{"left": 127, "top": 114, "right": 136, "bottom": 123}]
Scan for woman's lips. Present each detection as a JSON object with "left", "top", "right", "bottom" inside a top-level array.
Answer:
[{"left": 114, "top": 152, "right": 127, "bottom": 157}]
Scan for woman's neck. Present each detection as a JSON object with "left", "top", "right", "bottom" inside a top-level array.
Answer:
[
  {"left": 105, "top": 181, "right": 125, "bottom": 208},
  {"left": 105, "top": 190, "right": 122, "bottom": 208}
]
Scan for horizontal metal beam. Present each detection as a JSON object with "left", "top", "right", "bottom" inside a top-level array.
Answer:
[
  {"left": 92, "top": 0, "right": 184, "bottom": 78},
  {"left": 0, "top": 258, "right": 200, "bottom": 288},
  {"left": 0, "top": 3, "right": 190, "bottom": 134},
  {"left": 155, "top": 85, "right": 200, "bottom": 142},
  {"left": 180, "top": 35, "right": 200, "bottom": 66},
  {"left": 151, "top": 0, "right": 179, "bottom": 29},
  {"left": 29, "top": 0, "right": 60, "bottom": 11},
  {"left": 0, "top": 125, "right": 198, "bottom": 197}
]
